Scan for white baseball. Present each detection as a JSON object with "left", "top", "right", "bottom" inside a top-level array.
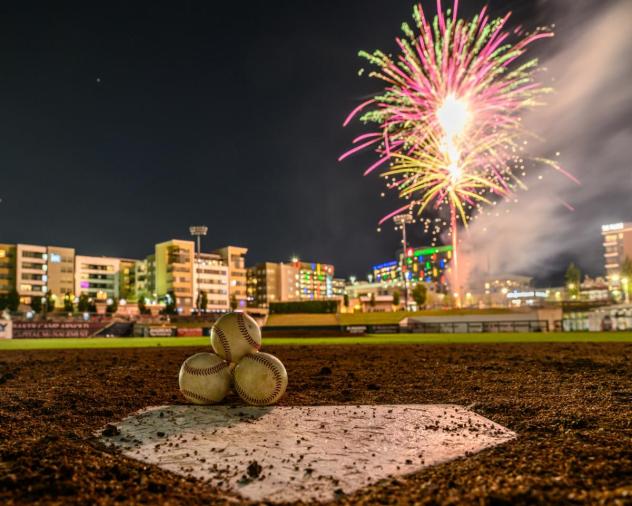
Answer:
[
  {"left": 211, "top": 312, "right": 262, "bottom": 363},
  {"left": 233, "top": 352, "right": 288, "bottom": 406},
  {"left": 178, "top": 353, "right": 231, "bottom": 405}
]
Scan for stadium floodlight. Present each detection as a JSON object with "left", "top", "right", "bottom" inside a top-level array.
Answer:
[
  {"left": 393, "top": 214, "right": 413, "bottom": 311},
  {"left": 189, "top": 226, "right": 208, "bottom": 313}
]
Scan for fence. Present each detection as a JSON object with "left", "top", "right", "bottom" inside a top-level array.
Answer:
[{"left": 405, "top": 320, "right": 549, "bottom": 334}]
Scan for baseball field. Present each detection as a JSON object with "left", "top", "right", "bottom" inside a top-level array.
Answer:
[{"left": 1, "top": 337, "right": 630, "bottom": 504}]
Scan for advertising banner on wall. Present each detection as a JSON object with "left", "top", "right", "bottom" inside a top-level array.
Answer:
[
  {"left": 176, "top": 327, "right": 203, "bottom": 337},
  {"left": 146, "top": 326, "right": 176, "bottom": 337},
  {"left": 12, "top": 322, "right": 94, "bottom": 338}
]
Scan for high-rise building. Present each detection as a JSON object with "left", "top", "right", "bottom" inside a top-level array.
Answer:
[
  {"left": 373, "top": 245, "right": 452, "bottom": 292},
  {"left": 0, "top": 244, "right": 16, "bottom": 296},
  {"left": 75, "top": 256, "right": 120, "bottom": 300},
  {"left": 194, "top": 252, "right": 229, "bottom": 311},
  {"left": 247, "top": 262, "right": 299, "bottom": 308},
  {"left": 248, "top": 259, "right": 336, "bottom": 307},
  {"left": 118, "top": 258, "right": 138, "bottom": 301},
  {"left": 293, "top": 260, "right": 335, "bottom": 300},
  {"left": 2, "top": 244, "right": 74, "bottom": 307},
  {"left": 155, "top": 240, "right": 194, "bottom": 312},
  {"left": 16, "top": 244, "right": 48, "bottom": 304},
  {"left": 602, "top": 222, "right": 632, "bottom": 293},
  {"left": 135, "top": 255, "right": 156, "bottom": 299},
  {"left": 47, "top": 246, "right": 75, "bottom": 306},
  {"left": 215, "top": 246, "right": 248, "bottom": 309}
]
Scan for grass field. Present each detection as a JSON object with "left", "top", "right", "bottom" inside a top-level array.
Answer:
[{"left": 1, "top": 332, "right": 631, "bottom": 350}]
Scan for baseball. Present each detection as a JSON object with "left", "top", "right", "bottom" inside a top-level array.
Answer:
[
  {"left": 233, "top": 352, "right": 288, "bottom": 406},
  {"left": 211, "top": 311, "right": 262, "bottom": 363},
  {"left": 178, "top": 353, "right": 231, "bottom": 405}
]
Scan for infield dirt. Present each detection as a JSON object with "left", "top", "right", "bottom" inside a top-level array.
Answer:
[{"left": 0, "top": 342, "right": 630, "bottom": 505}]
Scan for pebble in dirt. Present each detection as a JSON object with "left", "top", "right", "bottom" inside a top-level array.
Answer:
[{"left": 101, "top": 404, "right": 516, "bottom": 503}]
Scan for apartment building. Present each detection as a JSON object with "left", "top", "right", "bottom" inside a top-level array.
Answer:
[
  {"left": 118, "top": 258, "right": 138, "bottom": 300},
  {"left": 47, "top": 246, "right": 75, "bottom": 305},
  {"left": 155, "top": 240, "right": 194, "bottom": 312},
  {"left": 247, "top": 259, "right": 337, "bottom": 307},
  {"left": 0, "top": 244, "right": 16, "bottom": 296},
  {"left": 215, "top": 246, "right": 248, "bottom": 309},
  {"left": 194, "top": 252, "right": 229, "bottom": 311},
  {"left": 16, "top": 244, "right": 48, "bottom": 304},
  {"left": 602, "top": 222, "right": 632, "bottom": 294},
  {"left": 75, "top": 256, "right": 120, "bottom": 300}
]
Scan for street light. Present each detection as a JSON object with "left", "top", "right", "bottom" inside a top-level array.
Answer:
[
  {"left": 393, "top": 214, "right": 413, "bottom": 311},
  {"left": 189, "top": 226, "right": 208, "bottom": 313}
]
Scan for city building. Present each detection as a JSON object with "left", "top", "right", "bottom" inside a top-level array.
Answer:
[
  {"left": 344, "top": 280, "right": 400, "bottom": 312},
  {"left": 580, "top": 276, "right": 610, "bottom": 302},
  {"left": 0, "top": 244, "right": 16, "bottom": 296},
  {"left": 46, "top": 246, "right": 75, "bottom": 306},
  {"left": 16, "top": 244, "right": 48, "bottom": 305},
  {"left": 155, "top": 240, "right": 194, "bottom": 312},
  {"left": 247, "top": 262, "right": 300, "bottom": 308},
  {"left": 333, "top": 278, "right": 346, "bottom": 298},
  {"left": 134, "top": 255, "right": 156, "bottom": 299},
  {"left": 118, "top": 258, "right": 138, "bottom": 301},
  {"left": 215, "top": 246, "right": 248, "bottom": 308},
  {"left": 293, "top": 259, "right": 335, "bottom": 300},
  {"left": 373, "top": 245, "right": 453, "bottom": 291},
  {"left": 247, "top": 259, "right": 339, "bottom": 307},
  {"left": 602, "top": 222, "right": 632, "bottom": 297},
  {"left": 194, "top": 252, "right": 229, "bottom": 311},
  {"left": 75, "top": 256, "right": 121, "bottom": 301}
]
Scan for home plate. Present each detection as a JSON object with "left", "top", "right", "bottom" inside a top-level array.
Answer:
[{"left": 100, "top": 404, "right": 515, "bottom": 502}]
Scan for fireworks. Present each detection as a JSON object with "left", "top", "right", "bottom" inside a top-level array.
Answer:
[{"left": 341, "top": 0, "right": 568, "bottom": 295}]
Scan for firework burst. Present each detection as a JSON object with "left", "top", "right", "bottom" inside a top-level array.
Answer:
[{"left": 341, "top": 0, "right": 570, "bottom": 296}]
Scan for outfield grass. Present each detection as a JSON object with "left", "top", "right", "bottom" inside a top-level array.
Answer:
[{"left": 0, "top": 332, "right": 631, "bottom": 350}]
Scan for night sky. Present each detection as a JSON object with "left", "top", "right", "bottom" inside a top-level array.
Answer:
[{"left": 0, "top": 1, "right": 596, "bottom": 282}]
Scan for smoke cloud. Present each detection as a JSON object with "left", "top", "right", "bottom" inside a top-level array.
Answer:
[{"left": 461, "top": 0, "right": 632, "bottom": 287}]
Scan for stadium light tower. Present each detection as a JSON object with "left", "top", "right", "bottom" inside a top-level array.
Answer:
[
  {"left": 393, "top": 214, "right": 413, "bottom": 310},
  {"left": 189, "top": 225, "right": 208, "bottom": 313}
]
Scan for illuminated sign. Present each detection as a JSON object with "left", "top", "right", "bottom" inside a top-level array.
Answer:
[
  {"left": 507, "top": 290, "right": 547, "bottom": 299},
  {"left": 602, "top": 223, "right": 623, "bottom": 232}
]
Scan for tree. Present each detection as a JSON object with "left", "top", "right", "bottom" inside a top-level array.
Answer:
[
  {"left": 392, "top": 290, "right": 401, "bottom": 308},
  {"left": 30, "top": 296, "right": 42, "bottom": 313},
  {"left": 412, "top": 283, "right": 428, "bottom": 308},
  {"left": 63, "top": 293, "right": 75, "bottom": 313},
  {"left": 6, "top": 290, "right": 19, "bottom": 312},
  {"left": 162, "top": 290, "right": 178, "bottom": 315},
  {"left": 343, "top": 293, "right": 349, "bottom": 308},
  {"left": 107, "top": 297, "right": 119, "bottom": 314},
  {"left": 197, "top": 290, "right": 208, "bottom": 313},
  {"left": 138, "top": 295, "right": 151, "bottom": 315},
  {"left": 565, "top": 262, "right": 581, "bottom": 299},
  {"left": 44, "top": 292, "right": 55, "bottom": 313},
  {"left": 230, "top": 295, "right": 238, "bottom": 311},
  {"left": 77, "top": 293, "right": 93, "bottom": 313}
]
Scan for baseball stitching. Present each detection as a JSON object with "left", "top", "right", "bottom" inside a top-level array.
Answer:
[
  {"left": 236, "top": 312, "right": 261, "bottom": 350},
  {"left": 235, "top": 354, "right": 284, "bottom": 405},
  {"left": 183, "top": 360, "right": 228, "bottom": 376},
  {"left": 214, "top": 326, "right": 232, "bottom": 363},
  {"left": 181, "top": 388, "right": 217, "bottom": 404}
]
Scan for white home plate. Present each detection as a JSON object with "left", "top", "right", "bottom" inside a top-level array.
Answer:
[{"left": 101, "top": 404, "right": 515, "bottom": 502}]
